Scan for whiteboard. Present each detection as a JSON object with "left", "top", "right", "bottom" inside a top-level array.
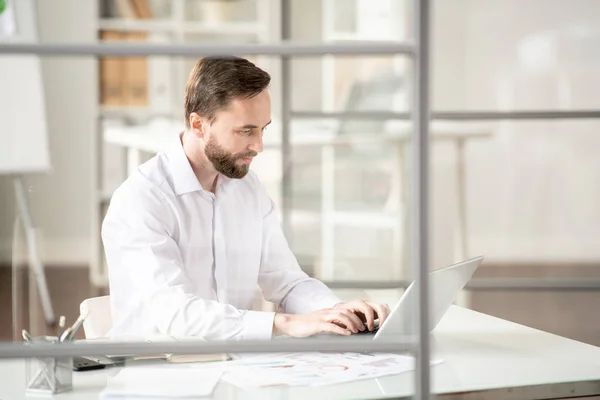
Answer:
[{"left": 0, "top": 0, "right": 50, "bottom": 174}]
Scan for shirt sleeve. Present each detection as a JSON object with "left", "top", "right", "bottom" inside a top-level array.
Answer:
[
  {"left": 102, "top": 179, "right": 274, "bottom": 341},
  {"left": 254, "top": 178, "right": 342, "bottom": 314}
]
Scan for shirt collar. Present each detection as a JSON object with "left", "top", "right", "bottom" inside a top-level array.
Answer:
[
  {"left": 165, "top": 132, "right": 234, "bottom": 196},
  {"left": 165, "top": 132, "right": 203, "bottom": 195}
]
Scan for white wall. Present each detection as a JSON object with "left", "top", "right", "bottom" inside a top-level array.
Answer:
[
  {"left": 461, "top": 0, "right": 600, "bottom": 262},
  {"left": 0, "top": 0, "right": 96, "bottom": 265}
]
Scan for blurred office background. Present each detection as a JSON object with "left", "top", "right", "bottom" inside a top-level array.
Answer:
[{"left": 1, "top": 0, "right": 600, "bottom": 346}]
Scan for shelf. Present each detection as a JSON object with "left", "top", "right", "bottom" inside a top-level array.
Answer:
[
  {"left": 184, "top": 22, "right": 264, "bottom": 36},
  {"left": 324, "top": 34, "right": 403, "bottom": 42},
  {"left": 99, "top": 18, "right": 174, "bottom": 32},
  {"left": 291, "top": 209, "right": 401, "bottom": 229},
  {"left": 98, "top": 19, "right": 264, "bottom": 36},
  {"left": 99, "top": 105, "right": 178, "bottom": 120}
]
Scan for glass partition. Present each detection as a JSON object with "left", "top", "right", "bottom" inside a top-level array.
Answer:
[{"left": 2, "top": 0, "right": 600, "bottom": 399}]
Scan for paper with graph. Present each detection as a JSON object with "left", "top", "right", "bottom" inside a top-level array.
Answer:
[{"left": 218, "top": 352, "right": 430, "bottom": 388}]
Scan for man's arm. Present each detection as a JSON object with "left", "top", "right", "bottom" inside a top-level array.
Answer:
[
  {"left": 254, "top": 175, "right": 391, "bottom": 336},
  {"left": 257, "top": 197, "right": 377, "bottom": 336},
  {"left": 102, "top": 183, "right": 274, "bottom": 340},
  {"left": 257, "top": 197, "right": 342, "bottom": 313}
]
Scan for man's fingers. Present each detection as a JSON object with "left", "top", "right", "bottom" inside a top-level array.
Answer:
[
  {"left": 328, "top": 310, "right": 360, "bottom": 333},
  {"left": 342, "top": 309, "right": 365, "bottom": 331},
  {"left": 366, "top": 301, "right": 390, "bottom": 327},
  {"left": 320, "top": 322, "right": 351, "bottom": 336},
  {"left": 354, "top": 301, "right": 376, "bottom": 331}
]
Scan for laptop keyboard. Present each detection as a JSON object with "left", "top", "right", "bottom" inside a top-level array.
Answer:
[
  {"left": 354, "top": 321, "right": 380, "bottom": 335},
  {"left": 355, "top": 328, "right": 378, "bottom": 335}
]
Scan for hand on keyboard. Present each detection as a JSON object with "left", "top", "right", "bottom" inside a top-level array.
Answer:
[
  {"left": 332, "top": 299, "right": 390, "bottom": 332},
  {"left": 354, "top": 319, "right": 381, "bottom": 334}
]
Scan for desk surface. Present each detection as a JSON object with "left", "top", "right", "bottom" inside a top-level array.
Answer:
[
  {"left": 103, "top": 118, "right": 493, "bottom": 154},
  {"left": 2, "top": 306, "right": 600, "bottom": 399}
]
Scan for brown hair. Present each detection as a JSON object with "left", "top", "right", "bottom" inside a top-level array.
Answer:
[{"left": 184, "top": 56, "right": 271, "bottom": 128}]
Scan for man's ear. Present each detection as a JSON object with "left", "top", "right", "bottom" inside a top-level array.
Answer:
[{"left": 189, "top": 112, "right": 205, "bottom": 138}]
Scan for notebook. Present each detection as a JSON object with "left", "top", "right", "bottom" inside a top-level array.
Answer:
[
  {"left": 77, "top": 336, "right": 230, "bottom": 364},
  {"left": 100, "top": 367, "right": 223, "bottom": 398}
]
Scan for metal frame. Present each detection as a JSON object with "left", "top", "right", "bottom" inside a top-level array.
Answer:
[
  {"left": 291, "top": 110, "right": 600, "bottom": 120},
  {"left": 0, "top": 42, "right": 416, "bottom": 57},
  {"left": 0, "top": 337, "right": 416, "bottom": 359},
  {"left": 280, "top": 0, "right": 293, "bottom": 240},
  {"left": 413, "top": 1, "right": 431, "bottom": 396},
  {"left": 0, "top": 3, "right": 430, "bottom": 398},
  {"left": 2, "top": 1, "right": 600, "bottom": 398},
  {"left": 321, "top": 278, "right": 600, "bottom": 291}
]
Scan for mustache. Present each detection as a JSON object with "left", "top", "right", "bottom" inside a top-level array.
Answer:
[{"left": 234, "top": 151, "right": 258, "bottom": 160}]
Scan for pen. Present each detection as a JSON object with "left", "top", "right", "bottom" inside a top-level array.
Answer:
[
  {"left": 58, "top": 316, "right": 66, "bottom": 339},
  {"left": 59, "top": 327, "right": 72, "bottom": 343},
  {"left": 21, "top": 329, "right": 33, "bottom": 344},
  {"left": 60, "top": 312, "right": 88, "bottom": 342}
]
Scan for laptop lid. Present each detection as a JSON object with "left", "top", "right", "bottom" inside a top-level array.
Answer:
[{"left": 373, "top": 256, "right": 484, "bottom": 340}]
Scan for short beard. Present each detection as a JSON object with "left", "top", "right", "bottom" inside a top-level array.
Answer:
[{"left": 205, "top": 135, "right": 257, "bottom": 179}]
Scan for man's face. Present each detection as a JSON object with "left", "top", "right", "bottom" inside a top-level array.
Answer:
[{"left": 202, "top": 90, "right": 271, "bottom": 179}]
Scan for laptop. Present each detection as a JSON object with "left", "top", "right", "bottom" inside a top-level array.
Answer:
[{"left": 366, "top": 256, "right": 484, "bottom": 339}]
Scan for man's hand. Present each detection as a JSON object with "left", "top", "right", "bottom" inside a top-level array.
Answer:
[
  {"left": 272, "top": 308, "right": 367, "bottom": 338},
  {"left": 333, "top": 300, "right": 391, "bottom": 331}
]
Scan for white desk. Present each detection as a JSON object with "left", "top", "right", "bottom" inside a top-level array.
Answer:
[
  {"left": 96, "top": 119, "right": 492, "bottom": 289},
  {"left": 2, "top": 306, "right": 600, "bottom": 399}
]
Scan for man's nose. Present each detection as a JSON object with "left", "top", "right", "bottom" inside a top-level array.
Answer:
[{"left": 249, "top": 136, "right": 263, "bottom": 154}]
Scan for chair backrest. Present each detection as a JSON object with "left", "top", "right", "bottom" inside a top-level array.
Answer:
[
  {"left": 337, "top": 72, "right": 404, "bottom": 137},
  {"left": 334, "top": 72, "right": 405, "bottom": 210},
  {"left": 79, "top": 295, "right": 112, "bottom": 339}
]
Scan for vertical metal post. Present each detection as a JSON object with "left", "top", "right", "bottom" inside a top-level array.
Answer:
[
  {"left": 454, "top": 138, "right": 470, "bottom": 307},
  {"left": 280, "top": 0, "right": 293, "bottom": 240},
  {"left": 413, "top": 0, "right": 431, "bottom": 399}
]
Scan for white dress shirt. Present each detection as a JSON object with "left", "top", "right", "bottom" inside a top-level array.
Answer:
[{"left": 102, "top": 132, "right": 341, "bottom": 341}]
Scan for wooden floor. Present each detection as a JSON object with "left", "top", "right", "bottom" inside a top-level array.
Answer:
[
  {"left": 1, "top": 263, "right": 600, "bottom": 347},
  {"left": 0, "top": 266, "right": 107, "bottom": 341}
]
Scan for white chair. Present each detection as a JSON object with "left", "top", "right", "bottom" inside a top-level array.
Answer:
[{"left": 79, "top": 295, "right": 112, "bottom": 339}]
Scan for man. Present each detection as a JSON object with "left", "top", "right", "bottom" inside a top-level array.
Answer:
[{"left": 102, "top": 56, "right": 390, "bottom": 341}]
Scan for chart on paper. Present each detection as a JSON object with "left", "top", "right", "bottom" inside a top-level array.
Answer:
[{"left": 216, "top": 352, "right": 441, "bottom": 389}]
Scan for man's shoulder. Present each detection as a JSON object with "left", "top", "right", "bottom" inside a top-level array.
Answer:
[{"left": 111, "top": 153, "right": 175, "bottom": 208}]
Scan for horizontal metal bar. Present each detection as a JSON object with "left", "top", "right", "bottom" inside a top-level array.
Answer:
[
  {"left": 99, "top": 108, "right": 600, "bottom": 122},
  {"left": 0, "top": 337, "right": 416, "bottom": 359},
  {"left": 292, "top": 110, "right": 600, "bottom": 121},
  {"left": 98, "top": 108, "right": 600, "bottom": 123},
  {"left": 323, "top": 280, "right": 411, "bottom": 289},
  {"left": 292, "top": 111, "right": 411, "bottom": 120},
  {"left": 0, "top": 41, "right": 416, "bottom": 57},
  {"left": 435, "top": 110, "right": 600, "bottom": 121},
  {"left": 467, "top": 278, "right": 600, "bottom": 291},
  {"left": 323, "top": 278, "right": 600, "bottom": 291}
]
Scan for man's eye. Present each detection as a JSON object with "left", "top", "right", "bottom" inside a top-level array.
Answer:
[{"left": 239, "top": 130, "right": 252, "bottom": 136}]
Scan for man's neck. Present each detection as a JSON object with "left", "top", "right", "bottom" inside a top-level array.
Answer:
[{"left": 181, "top": 131, "right": 219, "bottom": 194}]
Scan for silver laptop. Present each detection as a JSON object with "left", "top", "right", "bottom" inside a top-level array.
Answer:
[{"left": 371, "top": 256, "right": 483, "bottom": 339}]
